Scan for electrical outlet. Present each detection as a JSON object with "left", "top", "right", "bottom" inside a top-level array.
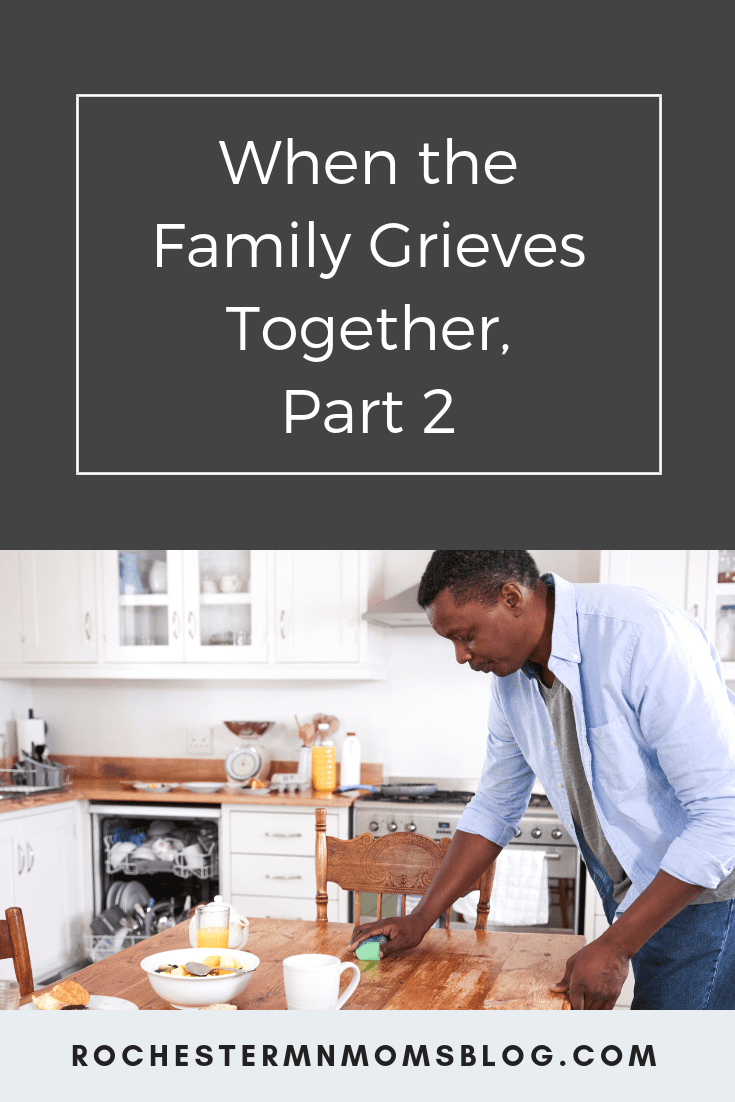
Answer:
[{"left": 186, "top": 727, "right": 213, "bottom": 756}]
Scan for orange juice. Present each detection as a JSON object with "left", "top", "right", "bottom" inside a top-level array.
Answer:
[
  {"left": 195, "top": 902, "right": 230, "bottom": 948},
  {"left": 197, "top": 925, "right": 229, "bottom": 949},
  {"left": 311, "top": 744, "right": 336, "bottom": 794}
]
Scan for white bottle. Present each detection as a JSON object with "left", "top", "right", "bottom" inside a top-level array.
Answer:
[{"left": 340, "top": 731, "right": 361, "bottom": 788}]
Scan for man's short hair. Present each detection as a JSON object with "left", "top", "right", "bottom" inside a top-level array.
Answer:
[{"left": 418, "top": 550, "right": 541, "bottom": 609}]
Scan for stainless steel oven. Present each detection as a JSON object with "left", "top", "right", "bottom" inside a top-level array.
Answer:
[{"left": 351, "top": 778, "right": 582, "bottom": 935}]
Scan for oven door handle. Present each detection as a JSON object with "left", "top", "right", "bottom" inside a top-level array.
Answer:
[{"left": 545, "top": 852, "right": 561, "bottom": 860}]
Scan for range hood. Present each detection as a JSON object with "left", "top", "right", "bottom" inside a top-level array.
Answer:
[{"left": 362, "top": 584, "right": 430, "bottom": 627}]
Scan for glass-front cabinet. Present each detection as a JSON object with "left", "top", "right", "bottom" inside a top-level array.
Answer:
[
  {"left": 107, "top": 550, "right": 183, "bottom": 661},
  {"left": 102, "top": 550, "right": 267, "bottom": 663},
  {"left": 181, "top": 550, "right": 266, "bottom": 662}
]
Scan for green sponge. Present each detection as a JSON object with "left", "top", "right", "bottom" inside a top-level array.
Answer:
[{"left": 355, "top": 935, "right": 387, "bottom": 961}]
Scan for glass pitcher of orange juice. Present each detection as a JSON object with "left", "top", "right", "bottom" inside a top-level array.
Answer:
[{"left": 195, "top": 902, "right": 230, "bottom": 948}]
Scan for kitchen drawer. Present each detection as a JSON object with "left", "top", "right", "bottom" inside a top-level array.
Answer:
[
  {"left": 233, "top": 894, "right": 339, "bottom": 922},
  {"left": 231, "top": 853, "right": 337, "bottom": 900},
  {"left": 230, "top": 810, "right": 339, "bottom": 856}
]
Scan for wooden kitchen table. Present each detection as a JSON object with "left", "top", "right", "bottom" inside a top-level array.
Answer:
[{"left": 21, "top": 918, "right": 584, "bottom": 1010}]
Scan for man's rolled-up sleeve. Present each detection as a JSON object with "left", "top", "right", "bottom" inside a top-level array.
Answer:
[
  {"left": 630, "top": 611, "right": 735, "bottom": 888},
  {"left": 458, "top": 678, "right": 535, "bottom": 848}
]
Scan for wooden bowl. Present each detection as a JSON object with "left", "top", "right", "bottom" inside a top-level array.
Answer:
[{"left": 224, "top": 722, "right": 275, "bottom": 738}]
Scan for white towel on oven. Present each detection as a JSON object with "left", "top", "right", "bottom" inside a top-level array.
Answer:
[{"left": 454, "top": 848, "right": 549, "bottom": 926}]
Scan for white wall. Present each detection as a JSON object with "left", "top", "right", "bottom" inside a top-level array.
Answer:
[
  {"left": 12, "top": 551, "right": 602, "bottom": 781},
  {"left": 0, "top": 679, "right": 34, "bottom": 763}
]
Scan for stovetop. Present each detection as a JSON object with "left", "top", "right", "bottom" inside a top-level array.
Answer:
[
  {"left": 359, "top": 789, "right": 475, "bottom": 806},
  {"left": 359, "top": 781, "right": 553, "bottom": 813}
]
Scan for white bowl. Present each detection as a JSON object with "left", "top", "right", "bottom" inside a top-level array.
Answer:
[{"left": 140, "top": 948, "right": 259, "bottom": 1009}]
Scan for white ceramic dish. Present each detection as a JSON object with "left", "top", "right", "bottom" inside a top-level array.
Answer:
[
  {"left": 182, "top": 782, "right": 224, "bottom": 794},
  {"left": 21, "top": 995, "right": 138, "bottom": 1011},
  {"left": 132, "top": 782, "right": 179, "bottom": 793},
  {"left": 224, "top": 783, "right": 272, "bottom": 795},
  {"left": 106, "top": 881, "right": 125, "bottom": 909},
  {"left": 140, "top": 948, "right": 259, "bottom": 1010},
  {"left": 119, "top": 881, "right": 150, "bottom": 915}
]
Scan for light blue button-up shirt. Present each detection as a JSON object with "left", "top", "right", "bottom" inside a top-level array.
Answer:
[{"left": 458, "top": 573, "right": 735, "bottom": 914}]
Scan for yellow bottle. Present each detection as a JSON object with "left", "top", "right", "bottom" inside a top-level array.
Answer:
[{"left": 312, "top": 728, "right": 336, "bottom": 794}]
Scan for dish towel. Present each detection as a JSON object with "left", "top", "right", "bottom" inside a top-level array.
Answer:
[{"left": 453, "top": 848, "right": 549, "bottom": 926}]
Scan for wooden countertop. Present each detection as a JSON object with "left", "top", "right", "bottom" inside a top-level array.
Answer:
[
  {"left": 0, "top": 755, "right": 380, "bottom": 813},
  {"left": 21, "top": 917, "right": 582, "bottom": 1010},
  {"left": 0, "top": 780, "right": 363, "bottom": 812}
]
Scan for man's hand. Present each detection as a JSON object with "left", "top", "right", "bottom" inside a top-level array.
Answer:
[
  {"left": 549, "top": 941, "right": 631, "bottom": 1010},
  {"left": 550, "top": 871, "right": 705, "bottom": 1009},
  {"left": 348, "top": 913, "right": 431, "bottom": 959}
]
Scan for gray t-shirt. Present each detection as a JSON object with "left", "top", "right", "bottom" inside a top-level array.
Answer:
[
  {"left": 532, "top": 668, "right": 735, "bottom": 907},
  {"left": 535, "top": 672, "right": 632, "bottom": 907}
]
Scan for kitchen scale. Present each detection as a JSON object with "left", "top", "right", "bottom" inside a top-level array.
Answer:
[{"left": 223, "top": 721, "right": 275, "bottom": 786}]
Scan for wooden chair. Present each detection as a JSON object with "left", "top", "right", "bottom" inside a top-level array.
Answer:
[
  {"left": 315, "top": 808, "right": 495, "bottom": 931},
  {"left": 0, "top": 907, "right": 34, "bottom": 997}
]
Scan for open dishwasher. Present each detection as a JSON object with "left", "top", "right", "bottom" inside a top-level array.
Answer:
[{"left": 88, "top": 803, "right": 221, "bottom": 961}]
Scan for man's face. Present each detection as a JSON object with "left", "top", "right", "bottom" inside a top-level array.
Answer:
[{"left": 427, "top": 585, "right": 539, "bottom": 677}]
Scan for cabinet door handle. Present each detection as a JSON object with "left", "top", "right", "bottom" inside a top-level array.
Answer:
[
  {"left": 84, "top": 612, "right": 92, "bottom": 640},
  {"left": 266, "top": 875, "right": 302, "bottom": 881},
  {"left": 171, "top": 611, "right": 180, "bottom": 639},
  {"left": 26, "top": 843, "right": 34, "bottom": 872},
  {"left": 265, "top": 833, "right": 303, "bottom": 839},
  {"left": 17, "top": 844, "right": 25, "bottom": 875},
  {"left": 279, "top": 610, "right": 288, "bottom": 639},
  {"left": 188, "top": 612, "right": 197, "bottom": 639}
]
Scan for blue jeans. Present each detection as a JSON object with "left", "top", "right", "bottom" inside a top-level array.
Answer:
[{"left": 579, "top": 832, "right": 735, "bottom": 1010}]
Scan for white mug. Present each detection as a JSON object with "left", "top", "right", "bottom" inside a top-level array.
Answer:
[
  {"left": 182, "top": 842, "right": 205, "bottom": 869},
  {"left": 283, "top": 954, "right": 360, "bottom": 1011}
]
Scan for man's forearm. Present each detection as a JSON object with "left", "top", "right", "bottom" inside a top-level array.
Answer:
[
  {"left": 598, "top": 870, "right": 704, "bottom": 959},
  {"left": 411, "top": 829, "right": 503, "bottom": 928}
]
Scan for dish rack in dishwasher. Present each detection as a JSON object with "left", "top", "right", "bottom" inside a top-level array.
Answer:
[
  {"left": 83, "top": 931, "right": 151, "bottom": 962},
  {"left": 103, "top": 834, "right": 218, "bottom": 880}
]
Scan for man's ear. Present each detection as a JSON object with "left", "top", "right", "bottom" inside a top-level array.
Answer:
[{"left": 500, "top": 582, "right": 523, "bottom": 611}]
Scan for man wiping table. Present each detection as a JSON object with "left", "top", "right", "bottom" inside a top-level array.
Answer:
[{"left": 351, "top": 550, "right": 735, "bottom": 1010}]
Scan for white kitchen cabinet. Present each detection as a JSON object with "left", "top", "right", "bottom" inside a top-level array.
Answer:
[
  {"left": 275, "top": 549, "right": 361, "bottom": 663},
  {"left": 220, "top": 805, "right": 349, "bottom": 922},
  {"left": 601, "top": 548, "right": 734, "bottom": 679},
  {"left": 0, "top": 549, "right": 385, "bottom": 679},
  {"left": 599, "top": 549, "right": 709, "bottom": 627},
  {"left": 20, "top": 550, "right": 98, "bottom": 663},
  {"left": 102, "top": 549, "right": 268, "bottom": 664},
  {"left": 102, "top": 549, "right": 185, "bottom": 662},
  {"left": 0, "top": 551, "right": 24, "bottom": 664},
  {"left": 0, "top": 803, "right": 86, "bottom": 985}
]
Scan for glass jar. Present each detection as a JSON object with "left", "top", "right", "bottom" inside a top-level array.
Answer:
[
  {"left": 0, "top": 979, "right": 20, "bottom": 1010},
  {"left": 715, "top": 606, "right": 735, "bottom": 662},
  {"left": 195, "top": 902, "right": 230, "bottom": 949},
  {"left": 718, "top": 551, "right": 735, "bottom": 584}
]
